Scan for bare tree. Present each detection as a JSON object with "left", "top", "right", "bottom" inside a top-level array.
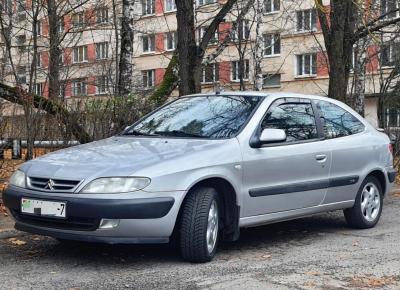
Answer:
[{"left": 315, "top": 0, "right": 400, "bottom": 110}]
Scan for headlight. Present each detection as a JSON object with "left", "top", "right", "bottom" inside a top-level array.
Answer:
[
  {"left": 80, "top": 177, "right": 151, "bottom": 193},
  {"left": 9, "top": 170, "right": 26, "bottom": 188}
]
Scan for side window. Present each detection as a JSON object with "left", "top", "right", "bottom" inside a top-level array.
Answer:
[
  {"left": 315, "top": 100, "right": 365, "bottom": 139},
  {"left": 261, "top": 101, "right": 318, "bottom": 142}
]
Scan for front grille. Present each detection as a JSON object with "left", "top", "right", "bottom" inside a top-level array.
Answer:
[
  {"left": 12, "top": 210, "right": 99, "bottom": 231},
  {"left": 28, "top": 177, "right": 81, "bottom": 192}
]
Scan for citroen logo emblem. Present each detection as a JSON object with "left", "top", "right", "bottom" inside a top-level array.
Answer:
[{"left": 46, "top": 179, "right": 55, "bottom": 190}]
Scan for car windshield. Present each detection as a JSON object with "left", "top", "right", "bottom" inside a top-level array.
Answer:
[{"left": 123, "top": 95, "right": 262, "bottom": 139}]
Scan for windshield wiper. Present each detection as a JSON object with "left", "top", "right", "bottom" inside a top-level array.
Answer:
[
  {"left": 154, "top": 130, "right": 206, "bottom": 138},
  {"left": 122, "top": 130, "right": 159, "bottom": 136}
]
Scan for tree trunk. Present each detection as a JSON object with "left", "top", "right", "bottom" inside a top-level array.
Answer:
[
  {"left": 316, "top": 0, "right": 357, "bottom": 104},
  {"left": 352, "top": 38, "right": 367, "bottom": 116},
  {"left": 253, "top": 0, "right": 263, "bottom": 91},
  {"left": 112, "top": 0, "right": 120, "bottom": 94},
  {"left": 47, "top": 0, "right": 61, "bottom": 100},
  {"left": 176, "top": 0, "right": 201, "bottom": 95},
  {"left": 118, "top": 0, "right": 135, "bottom": 96}
]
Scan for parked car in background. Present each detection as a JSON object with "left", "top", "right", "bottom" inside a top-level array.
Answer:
[{"left": 3, "top": 92, "right": 396, "bottom": 262}]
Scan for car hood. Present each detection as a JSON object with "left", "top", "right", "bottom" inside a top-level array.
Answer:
[{"left": 22, "top": 136, "right": 238, "bottom": 181}]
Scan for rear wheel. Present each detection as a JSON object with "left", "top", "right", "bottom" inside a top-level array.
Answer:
[
  {"left": 344, "top": 176, "right": 383, "bottom": 229},
  {"left": 179, "top": 187, "right": 220, "bottom": 263}
]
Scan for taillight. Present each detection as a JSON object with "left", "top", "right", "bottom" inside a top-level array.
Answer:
[{"left": 388, "top": 143, "right": 393, "bottom": 155}]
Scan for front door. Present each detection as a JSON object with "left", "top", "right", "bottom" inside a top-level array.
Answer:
[{"left": 241, "top": 98, "right": 331, "bottom": 217}]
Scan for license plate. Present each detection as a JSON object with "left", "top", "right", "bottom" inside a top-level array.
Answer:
[{"left": 21, "top": 198, "right": 66, "bottom": 219}]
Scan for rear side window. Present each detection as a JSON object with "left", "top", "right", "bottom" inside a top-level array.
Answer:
[
  {"left": 315, "top": 100, "right": 365, "bottom": 139},
  {"left": 261, "top": 102, "right": 318, "bottom": 142}
]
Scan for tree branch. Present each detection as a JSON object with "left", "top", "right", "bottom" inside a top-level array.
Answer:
[
  {"left": 354, "top": 15, "right": 400, "bottom": 43},
  {"left": 199, "top": 0, "right": 237, "bottom": 53},
  {"left": 0, "top": 83, "right": 93, "bottom": 144},
  {"left": 315, "top": 0, "right": 331, "bottom": 50}
]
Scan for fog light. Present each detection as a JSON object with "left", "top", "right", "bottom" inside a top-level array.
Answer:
[{"left": 99, "top": 219, "right": 120, "bottom": 229}]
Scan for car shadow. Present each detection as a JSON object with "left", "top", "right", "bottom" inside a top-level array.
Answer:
[{"left": 7, "top": 211, "right": 351, "bottom": 265}]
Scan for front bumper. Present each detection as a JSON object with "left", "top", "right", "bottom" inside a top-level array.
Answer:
[{"left": 3, "top": 185, "right": 185, "bottom": 244}]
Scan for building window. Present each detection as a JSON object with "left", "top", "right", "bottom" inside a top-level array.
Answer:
[
  {"left": 59, "top": 53, "right": 64, "bottom": 66},
  {"left": 197, "top": 0, "right": 216, "bottom": 6},
  {"left": 17, "top": 35, "right": 26, "bottom": 52},
  {"left": 96, "top": 76, "right": 109, "bottom": 94},
  {"left": 96, "top": 42, "right": 109, "bottom": 59},
  {"left": 35, "top": 20, "right": 41, "bottom": 36},
  {"left": 264, "top": 0, "right": 280, "bottom": 13},
  {"left": 1, "top": 0, "right": 12, "bottom": 13},
  {"left": 57, "top": 17, "right": 64, "bottom": 33},
  {"left": 17, "top": 66, "right": 26, "bottom": 84},
  {"left": 165, "top": 32, "right": 177, "bottom": 51},
  {"left": 142, "top": 34, "right": 155, "bottom": 53},
  {"left": 263, "top": 74, "right": 281, "bottom": 87},
  {"left": 381, "top": 42, "right": 400, "bottom": 67},
  {"left": 17, "top": 0, "right": 24, "bottom": 12},
  {"left": 35, "top": 54, "right": 41, "bottom": 68},
  {"left": 72, "top": 12, "right": 85, "bottom": 28},
  {"left": 296, "top": 53, "right": 317, "bottom": 76},
  {"left": 296, "top": 9, "right": 317, "bottom": 32},
  {"left": 73, "top": 45, "right": 88, "bottom": 63},
  {"left": 198, "top": 27, "right": 218, "bottom": 44},
  {"left": 17, "top": 1, "right": 26, "bottom": 21},
  {"left": 142, "top": 70, "right": 155, "bottom": 88},
  {"left": 165, "top": 0, "right": 176, "bottom": 11},
  {"left": 231, "top": 60, "right": 249, "bottom": 81},
  {"left": 263, "top": 33, "right": 280, "bottom": 56},
  {"left": 201, "top": 63, "right": 219, "bottom": 83},
  {"left": 33, "top": 83, "right": 43, "bottom": 96},
  {"left": 232, "top": 20, "right": 250, "bottom": 41},
  {"left": 381, "top": 0, "right": 399, "bottom": 18},
  {"left": 142, "top": 0, "right": 155, "bottom": 15},
  {"left": 59, "top": 81, "right": 66, "bottom": 97},
  {"left": 72, "top": 79, "right": 87, "bottom": 96},
  {"left": 96, "top": 7, "right": 108, "bottom": 23}
]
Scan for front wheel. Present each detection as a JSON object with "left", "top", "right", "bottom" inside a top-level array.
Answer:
[
  {"left": 344, "top": 176, "right": 383, "bottom": 229},
  {"left": 179, "top": 187, "right": 220, "bottom": 263}
]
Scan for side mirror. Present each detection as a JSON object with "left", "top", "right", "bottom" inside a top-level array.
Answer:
[
  {"left": 249, "top": 128, "right": 287, "bottom": 148},
  {"left": 259, "top": 128, "right": 287, "bottom": 144}
]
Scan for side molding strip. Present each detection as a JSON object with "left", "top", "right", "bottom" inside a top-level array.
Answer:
[{"left": 249, "top": 176, "right": 359, "bottom": 197}]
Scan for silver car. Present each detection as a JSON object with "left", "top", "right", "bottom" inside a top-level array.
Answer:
[{"left": 3, "top": 92, "right": 396, "bottom": 262}]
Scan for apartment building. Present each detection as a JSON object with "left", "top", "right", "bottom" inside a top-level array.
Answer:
[
  {"left": 132, "top": 0, "right": 399, "bottom": 127},
  {"left": 0, "top": 0, "right": 398, "bottom": 128}
]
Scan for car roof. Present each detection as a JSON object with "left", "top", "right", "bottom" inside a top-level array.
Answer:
[
  {"left": 186, "top": 91, "right": 331, "bottom": 101},
  {"left": 186, "top": 91, "right": 369, "bottom": 126}
]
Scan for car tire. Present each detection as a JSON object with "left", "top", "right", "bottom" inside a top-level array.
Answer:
[
  {"left": 180, "top": 187, "right": 220, "bottom": 263},
  {"left": 344, "top": 176, "right": 383, "bottom": 229}
]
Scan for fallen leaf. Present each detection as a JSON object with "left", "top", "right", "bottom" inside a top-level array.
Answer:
[
  {"left": 8, "top": 238, "right": 26, "bottom": 246},
  {"left": 350, "top": 275, "right": 396, "bottom": 288},
  {"left": 306, "top": 271, "right": 321, "bottom": 276},
  {"left": 392, "top": 190, "right": 400, "bottom": 197},
  {"left": 303, "top": 281, "right": 316, "bottom": 287}
]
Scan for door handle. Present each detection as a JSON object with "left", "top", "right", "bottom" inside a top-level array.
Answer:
[{"left": 315, "top": 154, "right": 327, "bottom": 162}]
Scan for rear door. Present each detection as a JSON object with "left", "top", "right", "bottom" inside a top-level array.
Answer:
[{"left": 241, "top": 97, "right": 332, "bottom": 217}]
